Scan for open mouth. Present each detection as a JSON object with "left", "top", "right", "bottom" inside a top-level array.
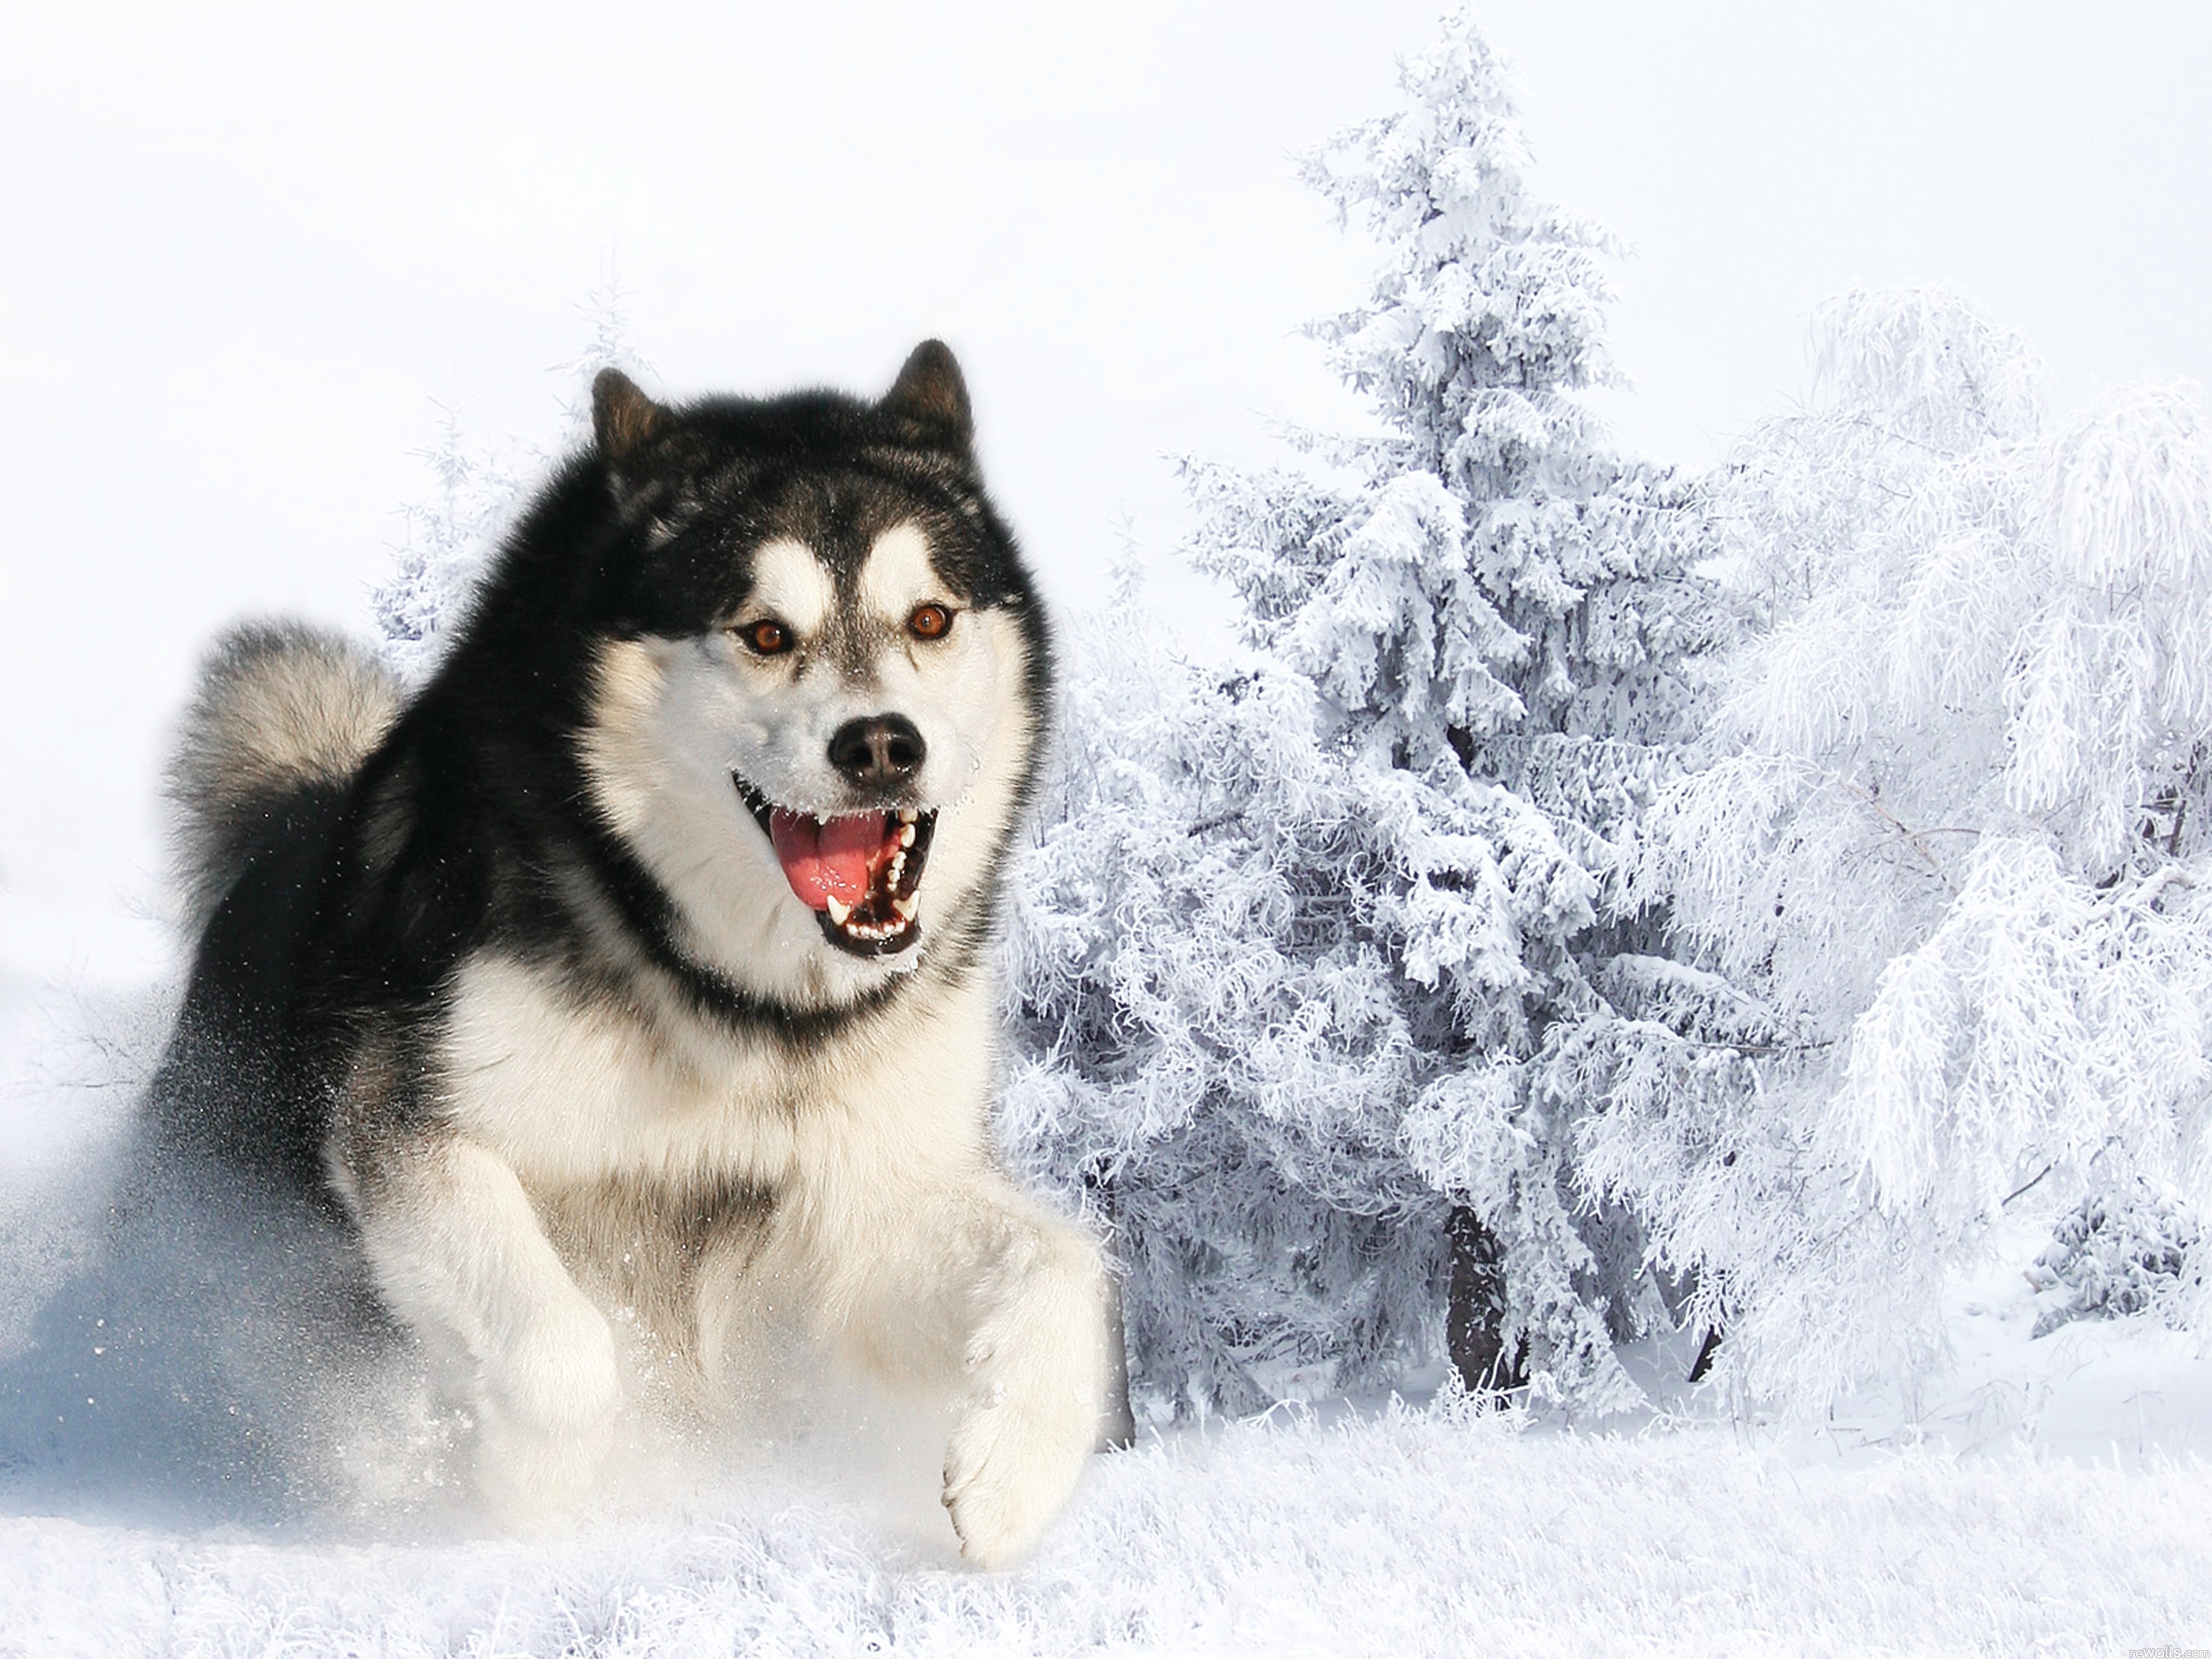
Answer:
[{"left": 733, "top": 776, "right": 937, "bottom": 956}]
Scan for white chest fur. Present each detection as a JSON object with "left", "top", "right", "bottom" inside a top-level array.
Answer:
[{"left": 434, "top": 950, "right": 1000, "bottom": 1199}]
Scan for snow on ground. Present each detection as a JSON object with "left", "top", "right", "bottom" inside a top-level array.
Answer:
[
  {"left": 3, "top": 1407, "right": 2208, "bottom": 1658},
  {"left": 3, "top": 974, "right": 2209, "bottom": 1659}
]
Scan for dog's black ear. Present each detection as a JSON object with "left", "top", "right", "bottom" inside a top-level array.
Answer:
[
  {"left": 593, "top": 368, "right": 668, "bottom": 471},
  {"left": 879, "top": 340, "right": 974, "bottom": 451}
]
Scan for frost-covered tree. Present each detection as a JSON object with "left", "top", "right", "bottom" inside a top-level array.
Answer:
[
  {"left": 1587, "top": 288, "right": 2212, "bottom": 1412},
  {"left": 375, "top": 282, "right": 648, "bottom": 678},
  {"left": 372, "top": 405, "right": 536, "bottom": 680},
  {"left": 1004, "top": 13, "right": 1725, "bottom": 1416},
  {"left": 2027, "top": 1177, "right": 2202, "bottom": 1338}
]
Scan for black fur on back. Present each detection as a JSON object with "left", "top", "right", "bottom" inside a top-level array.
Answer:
[{"left": 153, "top": 348, "right": 1055, "bottom": 1200}]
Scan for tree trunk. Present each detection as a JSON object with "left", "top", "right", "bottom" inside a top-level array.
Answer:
[
  {"left": 1096, "top": 1272, "right": 1137, "bottom": 1450},
  {"left": 1085, "top": 1170, "right": 1137, "bottom": 1451},
  {"left": 1446, "top": 1207, "right": 1525, "bottom": 1394}
]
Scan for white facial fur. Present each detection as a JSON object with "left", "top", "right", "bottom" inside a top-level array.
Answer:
[
  {"left": 856, "top": 521, "right": 936, "bottom": 622},
  {"left": 576, "top": 523, "right": 1035, "bottom": 998},
  {"left": 748, "top": 536, "right": 834, "bottom": 637}
]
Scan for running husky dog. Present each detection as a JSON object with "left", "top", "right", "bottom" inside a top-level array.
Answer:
[{"left": 149, "top": 345, "right": 1111, "bottom": 1564}]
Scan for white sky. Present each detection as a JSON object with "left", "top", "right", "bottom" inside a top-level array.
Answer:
[{"left": 3, "top": 0, "right": 2208, "bottom": 982}]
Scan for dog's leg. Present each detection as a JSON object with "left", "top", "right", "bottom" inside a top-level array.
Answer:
[
  {"left": 349, "top": 1134, "right": 621, "bottom": 1523},
  {"left": 789, "top": 1164, "right": 1110, "bottom": 1568},
  {"left": 933, "top": 1192, "right": 1111, "bottom": 1568}
]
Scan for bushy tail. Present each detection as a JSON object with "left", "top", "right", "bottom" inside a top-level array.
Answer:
[{"left": 166, "top": 622, "right": 402, "bottom": 938}]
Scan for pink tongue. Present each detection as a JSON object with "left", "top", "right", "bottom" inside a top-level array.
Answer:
[{"left": 769, "top": 809, "right": 881, "bottom": 911}]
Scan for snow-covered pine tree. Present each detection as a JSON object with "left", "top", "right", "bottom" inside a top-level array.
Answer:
[
  {"left": 375, "top": 281, "right": 648, "bottom": 679},
  {"left": 372, "top": 404, "right": 536, "bottom": 682},
  {"left": 1002, "top": 12, "right": 1725, "bottom": 1417},
  {"left": 1586, "top": 288, "right": 2212, "bottom": 1413}
]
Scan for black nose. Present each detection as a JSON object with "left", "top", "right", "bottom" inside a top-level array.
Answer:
[{"left": 827, "top": 714, "right": 927, "bottom": 787}]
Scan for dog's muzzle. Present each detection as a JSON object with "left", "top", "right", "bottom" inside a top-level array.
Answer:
[{"left": 733, "top": 775, "right": 938, "bottom": 957}]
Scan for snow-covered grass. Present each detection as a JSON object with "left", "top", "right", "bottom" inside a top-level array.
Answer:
[
  {"left": 4, "top": 980, "right": 2210, "bottom": 1658},
  {"left": 3, "top": 1407, "right": 2208, "bottom": 1658}
]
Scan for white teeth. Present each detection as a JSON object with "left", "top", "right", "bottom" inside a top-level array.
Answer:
[
  {"left": 898, "top": 823, "right": 916, "bottom": 848},
  {"left": 888, "top": 852, "right": 906, "bottom": 885},
  {"left": 892, "top": 894, "right": 918, "bottom": 922},
  {"left": 825, "top": 897, "right": 850, "bottom": 925},
  {"left": 898, "top": 807, "right": 918, "bottom": 825}
]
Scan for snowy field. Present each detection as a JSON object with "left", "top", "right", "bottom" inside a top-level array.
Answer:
[
  {"left": 3, "top": 977, "right": 2208, "bottom": 1658},
  {"left": 6, "top": 1408, "right": 2211, "bottom": 1658}
]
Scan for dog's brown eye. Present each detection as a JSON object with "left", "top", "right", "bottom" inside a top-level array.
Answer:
[
  {"left": 909, "top": 603, "right": 951, "bottom": 640},
  {"left": 742, "top": 619, "right": 792, "bottom": 655}
]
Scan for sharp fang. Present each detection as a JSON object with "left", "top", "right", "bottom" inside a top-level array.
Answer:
[
  {"left": 898, "top": 823, "right": 916, "bottom": 848},
  {"left": 899, "top": 807, "right": 918, "bottom": 824},
  {"left": 825, "top": 897, "right": 850, "bottom": 926},
  {"left": 892, "top": 894, "right": 918, "bottom": 922}
]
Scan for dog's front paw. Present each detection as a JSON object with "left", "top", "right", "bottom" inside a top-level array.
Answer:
[
  {"left": 942, "top": 1383, "right": 1096, "bottom": 1569},
  {"left": 940, "top": 1228, "right": 1110, "bottom": 1568},
  {"left": 472, "top": 1294, "right": 622, "bottom": 1525}
]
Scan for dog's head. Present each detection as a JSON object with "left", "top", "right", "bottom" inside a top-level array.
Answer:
[{"left": 571, "top": 344, "right": 1050, "bottom": 1007}]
